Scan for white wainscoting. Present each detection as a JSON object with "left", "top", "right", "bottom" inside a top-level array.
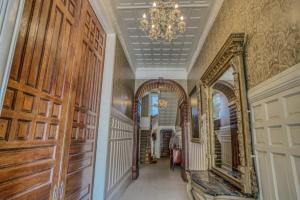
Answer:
[
  {"left": 189, "top": 142, "right": 208, "bottom": 170},
  {"left": 105, "top": 108, "right": 134, "bottom": 200},
  {"left": 188, "top": 122, "right": 208, "bottom": 171},
  {"left": 249, "top": 63, "right": 300, "bottom": 200}
]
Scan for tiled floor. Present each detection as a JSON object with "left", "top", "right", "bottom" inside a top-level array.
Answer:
[{"left": 120, "top": 159, "right": 189, "bottom": 200}]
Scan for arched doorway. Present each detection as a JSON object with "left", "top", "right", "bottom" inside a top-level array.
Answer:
[{"left": 132, "top": 79, "right": 189, "bottom": 180}]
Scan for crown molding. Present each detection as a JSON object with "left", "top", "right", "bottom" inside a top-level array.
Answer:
[
  {"left": 116, "top": 3, "right": 209, "bottom": 10},
  {"left": 187, "top": 0, "right": 224, "bottom": 75},
  {"left": 135, "top": 67, "right": 187, "bottom": 79},
  {"left": 248, "top": 63, "right": 300, "bottom": 103},
  {"left": 89, "top": 0, "right": 114, "bottom": 33}
]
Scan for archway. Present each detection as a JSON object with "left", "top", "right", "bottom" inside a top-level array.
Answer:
[{"left": 132, "top": 79, "right": 189, "bottom": 180}]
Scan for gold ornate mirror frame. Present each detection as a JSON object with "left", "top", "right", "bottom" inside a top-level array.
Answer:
[{"left": 201, "top": 33, "right": 256, "bottom": 194}]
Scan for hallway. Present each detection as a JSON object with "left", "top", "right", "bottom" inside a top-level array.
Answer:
[
  {"left": 1, "top": 0, "right": 300, "bottom": 199},
  {"left": 121, "top": 159, "right": 189, "bottom": 200}
]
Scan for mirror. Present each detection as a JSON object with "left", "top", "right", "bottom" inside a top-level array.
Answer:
[
  {"left": 201, "top": 33, "right": 256, "bottom": 194},
  {"left": 211, "top": 67, "right": 240, "bottom": 179}
]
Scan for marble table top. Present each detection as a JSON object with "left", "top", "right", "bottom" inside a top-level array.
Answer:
[{"left": 191, "top": 170, "right": 253, "bottom": 198}]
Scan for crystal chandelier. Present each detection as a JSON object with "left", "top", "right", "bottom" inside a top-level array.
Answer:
[
  {"left": 154, "top": 91, "right": 168, "bottom": 109},
  {"left": 140, "top": 0, "right": 186, "bottom": 42},
  {"left": 157, "top": 99, "right": 168, "bottom": 109}
]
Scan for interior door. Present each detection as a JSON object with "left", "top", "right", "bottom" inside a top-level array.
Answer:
[
  {"left": 60, "top": 1, "right": 106, "bottom": 199},
  {"left": 160, "top": 130, "right": 172, "bottom": 157},
  {"left": 0, "top": 0, "right": 79, "bottom": 199}
]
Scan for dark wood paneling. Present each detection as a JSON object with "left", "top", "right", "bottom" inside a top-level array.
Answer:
[
  {"left": 61, "top": 1, "right": 106, "bottom": 200},
  {"left": 0, "top": 0, "right": 105, "bottom": 198},
  {"left": 0, "top": 0, "right": 81, "bottom": 199}
]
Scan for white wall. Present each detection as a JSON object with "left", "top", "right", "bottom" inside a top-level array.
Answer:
[
  {"left": 0, "top": 0, "right": 25, "bottom": 111},
  {"left": 93, "top": 33, "right": 116, "bottom": 200},
  {"left": 105, "top": 108, "right": 133, "bottom": 200},
  {"left": 249, "top": 63, "right": 300, "bottom": 200}
]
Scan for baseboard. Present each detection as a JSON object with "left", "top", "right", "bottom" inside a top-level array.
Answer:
[{"left": 106, "top": 169, "right": 132, "bottom": 200}]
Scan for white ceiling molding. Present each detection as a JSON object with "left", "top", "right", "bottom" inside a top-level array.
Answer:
[
  {"left": 135, "top": 67, "right": 187, "bottom": 79},
  {"left": 116, "top": 3, "right": 209, "bottom": 10},
  {"left": 187, "top": 0, "right": 224, "bottom": 75}
]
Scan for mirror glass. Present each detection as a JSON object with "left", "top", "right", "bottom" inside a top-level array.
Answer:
[{"left": 211, "top": 66, "right": 240, "bottom": 179}]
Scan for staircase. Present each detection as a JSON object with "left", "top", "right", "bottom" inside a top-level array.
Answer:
[
  {"left": 140, "top": 130, "right": 150, "bottom": 164},
  {"left": 214, "top": 133, "right": 222, "bottom": 167},
  {"left": 160, "top": 131, "right": 172, "bottom": 157},
  {"left": 214, "top": 119, "right": 222, "bottom": 167}
]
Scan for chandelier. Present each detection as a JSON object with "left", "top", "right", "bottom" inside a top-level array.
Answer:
[
  {"left": 140, "top": 0, "right": 186, "bottom": 42},
  {"left": 157, "top": 99, "right": 168, "bottom": 109},
  {"left": 154, "top": 91, "right": 168, "bottom": 109}
]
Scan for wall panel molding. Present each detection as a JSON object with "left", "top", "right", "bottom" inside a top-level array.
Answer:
[
  {"left": 106, "top": 107, "right": 133, "bottom": 200},
  {"left": 188, "top": 122, "right": 208, "bottom": 171},
  {"left": 248, "top": 63, "right": 300, "bottom": 200}
]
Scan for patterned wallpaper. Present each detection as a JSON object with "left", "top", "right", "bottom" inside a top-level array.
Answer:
[
  {"left": 188, "top": 0, "right": 300, "bottom": 92},
  {"left": 112, "top": 38, "right": 135, "bottom": 119}
]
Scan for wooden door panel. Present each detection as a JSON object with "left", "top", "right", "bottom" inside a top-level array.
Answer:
[
  {"left": 0, "top": 0, "right": 78, "bottom": 199},
  {"left": 64, "top": 2, "right": 106, "bottom": 199}
]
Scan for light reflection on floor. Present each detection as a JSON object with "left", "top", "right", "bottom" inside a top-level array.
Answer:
[{"left": 120, "top": 159, "right": 189, "bottom": 200}]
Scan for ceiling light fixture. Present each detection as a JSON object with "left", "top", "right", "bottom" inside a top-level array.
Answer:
[
  {"left": 154, "top": 90, "right": 168, "bottom": 109},
  {"left": 140, "top": 0, "right": 186, "bottom": 42}
]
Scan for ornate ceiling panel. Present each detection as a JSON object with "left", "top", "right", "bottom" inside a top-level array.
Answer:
[{"left": 109, "top": 0, "right": 218, "bottom": 71}]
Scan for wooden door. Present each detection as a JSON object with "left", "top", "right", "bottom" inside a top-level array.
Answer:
[
  {"left": 0, "top": 0, "right": 80, "bottom": 199},
  {"left": 160, "top": 130, "right": 172, "bottom": 157},
  {"left": 60, "top": 1, "right": 106, "bottom": 199}
]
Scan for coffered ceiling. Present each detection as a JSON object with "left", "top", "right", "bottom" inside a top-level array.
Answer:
[{"left": 100, "top": 0, "right": 223, "bottom": 78}]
